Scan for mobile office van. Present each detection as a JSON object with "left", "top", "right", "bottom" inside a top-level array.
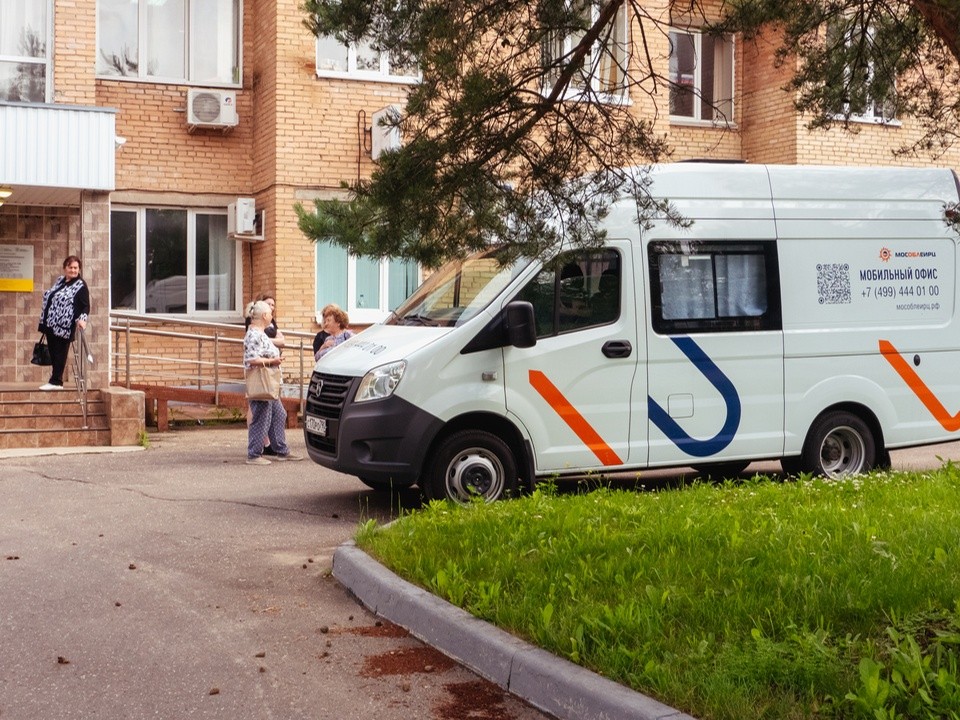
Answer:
[{"left": 304, "top": 163, "right": 960, "bottom": 502}]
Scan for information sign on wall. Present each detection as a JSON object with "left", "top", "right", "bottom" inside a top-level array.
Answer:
[{"left": 0, "top": 245, "right": 34, "bottom": 292}]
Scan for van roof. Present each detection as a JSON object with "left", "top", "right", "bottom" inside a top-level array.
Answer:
[{"left": 640, "top": 163, "right": 960, "bottom": 205}]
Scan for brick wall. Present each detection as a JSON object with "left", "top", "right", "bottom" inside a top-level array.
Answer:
[
  {"left": 98, "top": 82, "right": 255, "bottom": 197},
  {"left": 53, "top": 0, "right": 97, "bottom": 106},
  {"left": 27, "top": 0, "right": 960, "bottom": 386},
  {"left": 738, "top": 30, "right": 800, "bottom": 164}
]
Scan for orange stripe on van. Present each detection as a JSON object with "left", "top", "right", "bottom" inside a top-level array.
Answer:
[
  {"left": 528, "top": 370, "right": 624, "bottom": 465},
  {"left": 879, "top": 339, "right": 960, "bottom": 432}
]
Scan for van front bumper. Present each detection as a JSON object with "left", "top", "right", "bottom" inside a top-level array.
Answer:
[{"left": 303, "top": 373, "right": 443, "bottom": 486}]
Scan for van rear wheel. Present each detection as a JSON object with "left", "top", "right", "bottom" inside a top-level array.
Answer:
[
  {"left": 424, "top": 430, "right": 518, "bottom": 504},
  {"left": 801, "top": 411, "right": 875, "bottom": 478}
]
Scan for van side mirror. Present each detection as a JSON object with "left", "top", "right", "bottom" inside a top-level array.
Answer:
[{"left": 505, "top": 301, "right": 537, "bottom": 348}]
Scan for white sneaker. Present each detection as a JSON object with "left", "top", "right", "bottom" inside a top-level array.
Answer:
[
  {"left": 246, "top": 456, "right": 271, "bottom": 465},
  {"left": 39, "top": 383, "right": 64, "bottom": 391},
  {"left": 273, "top": 453, "right": 303, "bottom": 462}
]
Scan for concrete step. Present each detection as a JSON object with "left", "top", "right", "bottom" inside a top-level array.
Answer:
[
  {"left": 0, "top": 427, "right": 112, "bottom": 450},
  {"left": 0, "top": 387, "right": 109, "bottom": 446},
  {"left": 0, "top": 412, "right": 109, "bottom": 431}
]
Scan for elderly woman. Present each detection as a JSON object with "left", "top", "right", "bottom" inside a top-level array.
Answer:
[
  {"left": 243, "top": 300, "right": 301, "bottom": 465},
  {"left": 38, "top": 255, "right": 89, "bottom": 390},
  {"left": 314, "top": 303, "right": 355, "bottom": 360},
  {"left": 245, "top": 291, "right": 285, "bottom": 456}
]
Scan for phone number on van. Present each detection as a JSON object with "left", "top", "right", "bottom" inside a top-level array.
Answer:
[{"left": 861, "top": 285, "right": 941, "bottom": 300}]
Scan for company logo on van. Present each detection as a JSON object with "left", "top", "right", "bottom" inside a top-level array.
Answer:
[{"left": 879, "top": 247, "right": 937, "bottom": 262}]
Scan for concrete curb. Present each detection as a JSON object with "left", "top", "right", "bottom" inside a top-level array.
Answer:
[
  {"left": 0, "top": 445, "right": 145, "bottom": 459},
  {"left": 333, "top": 541, "right": 696, "bottom": 720}
]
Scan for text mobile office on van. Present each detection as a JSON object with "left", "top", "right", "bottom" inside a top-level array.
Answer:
[{"left": 302, "top": 163, "right": 960, "bottom": 502}]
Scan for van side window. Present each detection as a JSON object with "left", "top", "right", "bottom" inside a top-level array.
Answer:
[
  {"left": 517, "top": 249, "right": 622, "bottom": 337},
  {"left": 648, "top": 241, "right": 781, "bottom": 334}
]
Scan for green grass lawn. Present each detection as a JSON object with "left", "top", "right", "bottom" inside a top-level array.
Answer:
[{"left": 356, "top": 465, "right": 960, "bottom": 720}]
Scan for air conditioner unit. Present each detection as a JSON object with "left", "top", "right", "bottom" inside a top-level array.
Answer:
[
  {"left": 371, "top": 105, "right": 403, "bottom": 159},
  {"left": 187, "top": 88, "right": 238, "bottom": 129},
  {"left": 228, "top": 198, "right": 256, "bottom": 236}
]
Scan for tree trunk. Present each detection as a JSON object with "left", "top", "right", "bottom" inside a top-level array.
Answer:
[{"left": 910, "top": 0, "right": 960, "bottom": 64}]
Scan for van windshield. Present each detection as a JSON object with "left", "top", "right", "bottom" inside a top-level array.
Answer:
[{"left": 386, "top": 250, "right": 528, "bottom": 328}]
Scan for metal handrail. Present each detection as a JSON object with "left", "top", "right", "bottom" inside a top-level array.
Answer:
[
  {"left": 72, "top": 327, "right": 94, "bottom": 428},
  {"left": 109, "top": 311, "right": 316, "bottom": 416}
]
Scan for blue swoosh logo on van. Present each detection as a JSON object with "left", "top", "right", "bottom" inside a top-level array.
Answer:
[{"left": 648, "top": 336, "right": 741, "bottom": 457}]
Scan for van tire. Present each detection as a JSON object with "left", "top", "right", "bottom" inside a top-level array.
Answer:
[
  {"left": 801, "top": 411, "right": 875, "bottom": 478},
  {"left": 424, "top": 430, "right": 518, "bottom": 504}
]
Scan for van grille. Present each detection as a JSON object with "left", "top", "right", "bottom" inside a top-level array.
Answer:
[{"left": 305, "top": 372, "right": 354, "bottom": 455}]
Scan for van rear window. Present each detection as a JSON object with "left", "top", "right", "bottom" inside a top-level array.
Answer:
[{"left": 648, "top": 240, "right": 782, "bottom": 334}]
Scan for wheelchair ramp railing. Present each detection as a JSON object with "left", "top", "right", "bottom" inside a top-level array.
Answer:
[{"left": 108, "top": 312, "right": 315, "bottom": 422}]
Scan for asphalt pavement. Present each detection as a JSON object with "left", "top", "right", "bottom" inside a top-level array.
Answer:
[
  {"left": 3, "top": 426, "right": 959, "bottom": 720},
  {"left": 0, "top": 426, "right": 551, "bottom": 720}
]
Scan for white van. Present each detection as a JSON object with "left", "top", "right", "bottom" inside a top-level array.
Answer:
[{"left": 304, "top": 163, "right": 960, "bottom": 502}]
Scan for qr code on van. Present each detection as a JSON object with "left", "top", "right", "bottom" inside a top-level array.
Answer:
[{"left": 817, "top": 263, "right": 851, "bottom": 304}]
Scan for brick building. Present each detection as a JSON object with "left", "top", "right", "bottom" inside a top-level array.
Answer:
[{"left": 1, "top": 0, "right": 958, "bottom": 389}]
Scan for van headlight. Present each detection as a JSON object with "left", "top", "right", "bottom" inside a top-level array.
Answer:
[{"left": 355, "top": 361, "right": 406, "bottom": 402}]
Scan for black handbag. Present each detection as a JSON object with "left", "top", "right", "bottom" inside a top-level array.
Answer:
[{"left": 31, "top": 335, "right": 52, "bottom": 366}]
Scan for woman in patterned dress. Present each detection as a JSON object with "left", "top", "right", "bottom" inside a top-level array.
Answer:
[
  {"left": 242, "top": 300, "right": 302, "bottom": 465},
  {"left": 37, "top": 255, "right": 89, "bottom": 390}
]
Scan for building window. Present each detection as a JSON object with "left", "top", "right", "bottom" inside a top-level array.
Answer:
[
  {"left": 111, "top": 208, "right": 240, "bottom": 315},
  {"left": 315, "top": 33, "right": 418, "bottom": 81},
  {"left": 648, "top": 240, "right": 781, "bottom": 334},
  {"left": 97, "top": 0, "right": 240, "bottom": 84},
  {"left": 542, "top": 0, "right": 628, "bottom": 98},
  {"left": 669, "top": 29, "right": 734, "bottom": 123},
  {"left": 314, "top": 242, "right": 420, "bottom": 324},
  {"left": 0, "top": 0, "right": 50, "bottom": 103},
  {"left": 826, "top": 21, "right": 896, "bottom": 124}
]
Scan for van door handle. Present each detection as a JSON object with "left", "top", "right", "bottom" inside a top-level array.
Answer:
[{"left": 602, "top": 340, "right": 632, "bottom": 358}]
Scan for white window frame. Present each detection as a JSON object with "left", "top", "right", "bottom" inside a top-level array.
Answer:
[
  {"left": 314, "top": 35, "right": 419, "bottom": 84},
  {"left": 668, "top": 28, "right": 735, "bottom": 126},
  {"left": 314, "top": 243, "right": 421, "bottom": 325},
  {"left": 846, "top": 97, "right": 898, "bottom": 125},
  {"left": 0, "top": 0, "right": 53, "bottom": 103},
  {"left": 542, "top": 0, "right": 630, "bottom": 103},
  {"left": 96, "top": 0, "right": 241, "bottom": 86},
  {"left": 110, "top": 206, "right": 242, "bottom": 319}
]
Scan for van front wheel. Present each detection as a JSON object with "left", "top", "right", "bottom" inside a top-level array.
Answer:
[
  {"left": 424, "top": 430, "right": 518, "bottom": 504},
  {"left": 801, "top": 411, "right": 875, "bottom": 478}
]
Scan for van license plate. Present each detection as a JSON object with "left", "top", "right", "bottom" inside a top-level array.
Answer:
[{"left": 305, "top": 416, "right": 327, "bottom": 437}]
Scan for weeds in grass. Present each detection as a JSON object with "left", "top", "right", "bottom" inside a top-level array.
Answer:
[{"left": 357, "top": 468, "right": 960, "bottom": 720}]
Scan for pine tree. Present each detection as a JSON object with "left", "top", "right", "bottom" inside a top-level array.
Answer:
[{"left": 296, "top": 0, "right": 960, "bottom": 266}]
